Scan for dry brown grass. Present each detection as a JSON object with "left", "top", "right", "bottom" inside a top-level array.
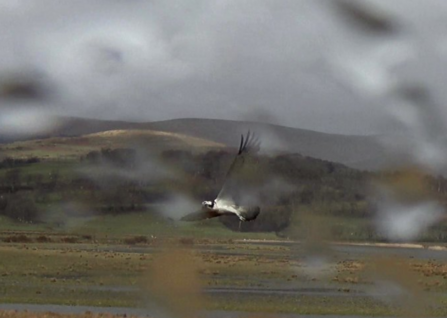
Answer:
[
  {"left": 60, "top": 237, "right": 78, "bottom": 244},
  {"left": 0, "top": 310, "right": 286, "bottom": 318},
  {"left": 35, "top": 235, "right": 52, "bottom": 243},
  {"left": 3, "top": 235, "right": 32, "bottom": 243},
  {"left": 123, "top": 235, "right": 148, "bottom": 245},
  {"left": 0, "top": 312, "right": 144, "bottom": 318},
  {"left": 178, "top": 237, "right": 194, "bottom": 246},
  {"left": 87, "top": 129, "right": 223, "bottom": 148}
]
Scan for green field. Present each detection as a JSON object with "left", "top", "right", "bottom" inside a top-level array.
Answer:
[{"left": 1, "top": 238, "right": 447, "bottom": 316}]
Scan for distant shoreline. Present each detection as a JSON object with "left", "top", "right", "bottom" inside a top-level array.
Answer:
[{"left": 236, "top": 239, "right": 447, "bottom": 250}]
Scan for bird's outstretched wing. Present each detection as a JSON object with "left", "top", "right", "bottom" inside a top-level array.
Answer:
[{"left": 215, "top": 131, "right": 260, "bottom": 206}]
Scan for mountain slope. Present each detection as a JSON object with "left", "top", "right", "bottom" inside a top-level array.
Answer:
[
  {"left": 1, "top": 116, "right": 387, "bottom": 170},
  {"left": 144, "top": 118, "right": 387, "bottom": 170}
]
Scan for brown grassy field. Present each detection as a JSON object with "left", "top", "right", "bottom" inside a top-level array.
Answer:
[
  {"left": 1, "top": 237, "right": 447, "bottom": 316},
  {"left": 0, "top": 312, "right": 144, "bottom": 318}
]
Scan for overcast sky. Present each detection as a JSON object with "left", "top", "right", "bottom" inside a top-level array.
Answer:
[{"left": 2, "top": 0, "right": 447, "bottom": 135}]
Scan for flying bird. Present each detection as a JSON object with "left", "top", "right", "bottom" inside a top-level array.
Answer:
[{"left": 181, "top": 131, "right": 261, "bottom": 222}]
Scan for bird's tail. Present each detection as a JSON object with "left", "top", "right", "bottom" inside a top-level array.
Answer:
[{"left": 239, "top": 206, "right": 261, "bottom": 221}]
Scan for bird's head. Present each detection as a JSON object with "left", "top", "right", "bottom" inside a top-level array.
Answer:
[{"left": 202, "top": 200, "right": 214, "bottom": 208}]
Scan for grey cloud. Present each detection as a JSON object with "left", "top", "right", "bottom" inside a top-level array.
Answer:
[{"left": 1, "top": 1, "right": 447, "bottom": 135}]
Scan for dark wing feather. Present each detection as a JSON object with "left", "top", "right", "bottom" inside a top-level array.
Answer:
[{"left": 216, "top": 131, "right": 260, "bottom": 205}]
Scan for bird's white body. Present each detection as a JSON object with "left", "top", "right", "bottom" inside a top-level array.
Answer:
[
  {"left": 182, "top": 131, "right": 261, "bottom": 222},
  {"left": 209, "top": 199, "right": 247, "bottom": 221}
]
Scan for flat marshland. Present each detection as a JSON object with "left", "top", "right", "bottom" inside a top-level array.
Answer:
[
  {"left": 2, "top": 232, "right": 447, "bottom": 316},
  {"left": 2, "top": 130, "right": 447, "bottom": 317}
]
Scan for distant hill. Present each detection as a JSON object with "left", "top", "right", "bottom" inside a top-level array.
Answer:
[
  {"left": 144, "top": 118, "right": 388, "bottom": 170},
  {"left": 0, "top": 116, "right": 389, "bottom": 170},
  {"left": 0, "top": 129, "right": 223, "bottom": 160}
]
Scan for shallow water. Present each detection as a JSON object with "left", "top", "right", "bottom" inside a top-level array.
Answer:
[{"left": 46, "top": 241, "right": 447, "bottom": 261}]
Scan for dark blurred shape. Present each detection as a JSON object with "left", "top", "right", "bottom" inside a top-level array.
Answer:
[
  {"left": 145, "top": 247, "right": 203, "bottom": 318},
  {"left": 333, "top": 0, "right": 399, "bottom": 35},
  {"left": 0, "top": 73, "right": 52, "bottom": 101},
  {"left": 95, "top": 46, "right": 124, "bottom": 75},
  {"left": 0, "top": 193, "right": 40, "bottom": 223},
  {"left": 0, "top": 195, "right": 6, "bottom": 210},
  {"left": 394, "top": 82, "right": 430, "bottom": 104},
  {"left": 180, "top": 208, "right": 220, "bottom": 221}
]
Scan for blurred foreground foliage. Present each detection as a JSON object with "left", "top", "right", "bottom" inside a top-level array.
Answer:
[{"left": 1, "top": 148, "right": 447, "bottom": 239}]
